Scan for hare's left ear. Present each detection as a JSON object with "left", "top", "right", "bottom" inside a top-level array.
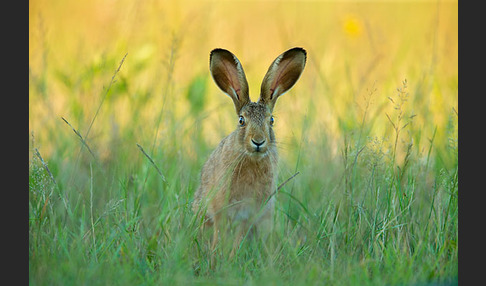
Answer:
[
  {"left": 258, "top": 47, "right": 306, "bottom": 112},
  {"left": 210, "top": 48, "right": 251, "bottom": 114}
]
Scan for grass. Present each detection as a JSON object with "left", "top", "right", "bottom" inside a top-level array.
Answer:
[{"left": 29, "top": 1, "right": 457, "bottom": 285}]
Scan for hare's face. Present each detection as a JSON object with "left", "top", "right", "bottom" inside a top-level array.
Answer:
[
  {"left": 238, "top": 102, "right": 276, "bottom": 156},
  {"left": 209, "top": 47, "right": 306, "bottom": 157}
]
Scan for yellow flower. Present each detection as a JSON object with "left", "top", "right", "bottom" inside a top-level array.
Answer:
[{"left": 343, "top": 14, "right": 362, "bottom": 38}]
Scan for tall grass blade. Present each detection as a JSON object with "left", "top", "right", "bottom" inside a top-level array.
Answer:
[{"left": 136, "top": 143, "right": 168, "bottom": 184}]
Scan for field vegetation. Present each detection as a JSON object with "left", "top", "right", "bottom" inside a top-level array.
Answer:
[{"left": 29, "top": 1, "right": 457, "bottom": 285}]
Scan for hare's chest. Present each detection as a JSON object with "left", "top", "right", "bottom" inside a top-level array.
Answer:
[{"left": 230, "top": 159, "right": 276, "bottom": 201}]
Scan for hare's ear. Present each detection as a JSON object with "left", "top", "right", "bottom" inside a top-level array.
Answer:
[
  {"left": 210, "top": 49, "right": 250, "bottom": 114},
  {"left": 258, "top": 47, "right": 306, "bottom": 111}
]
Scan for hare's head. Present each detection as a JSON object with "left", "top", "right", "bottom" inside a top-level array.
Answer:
[{"left": 209, "top": 47, "right": 306, "bottom": 157}]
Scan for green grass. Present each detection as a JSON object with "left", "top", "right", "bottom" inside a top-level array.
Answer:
[
  {"left": 29, "top": 58, "right": 457, "bottom": 285},
  {"left": 29, "top": 2, "right": 457, "bottom": 284}
]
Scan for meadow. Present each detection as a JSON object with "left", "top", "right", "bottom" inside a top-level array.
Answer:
[{"left": 29, "top": 1, "right": 458, "bottom": 285}]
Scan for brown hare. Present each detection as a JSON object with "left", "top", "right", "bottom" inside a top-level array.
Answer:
[{"left": 192, "top": 47, "right": 306, "bottom": 262}]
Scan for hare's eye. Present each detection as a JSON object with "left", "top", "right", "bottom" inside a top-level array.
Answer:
[
  {"left": 270, "top": 116, "right": 274, "bottom": 126},
  {"left": 238, "top": 116, "right": 245, "bottom": 126}
]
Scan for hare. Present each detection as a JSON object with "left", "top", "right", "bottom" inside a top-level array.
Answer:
[{"left": 192, "top": 47, "right": 306, "bottom": 261}]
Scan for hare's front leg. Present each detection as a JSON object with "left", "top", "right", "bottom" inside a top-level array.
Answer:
[
  {"left": 256, "top": 197, "right": 275, "bottom": 241},
  {"left": 210, "top": 213, "right": 220, "bottom": 269},
  {"left": 229, "top": 219, "right": 253, "bottom": 260}
]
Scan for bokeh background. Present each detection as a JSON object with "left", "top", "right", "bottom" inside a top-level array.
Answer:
[{"left": 29, "top": 0, "right": 457, "bottom": 162}]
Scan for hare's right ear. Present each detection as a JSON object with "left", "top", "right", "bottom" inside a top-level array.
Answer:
[
  {"left": 209, "top": 49, "right": 250, "bottom": 114},
  {"left": 258, "top": 48, "right": 306, "bottom": 112}
]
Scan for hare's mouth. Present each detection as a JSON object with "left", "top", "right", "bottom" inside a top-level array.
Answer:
[
  {"left": 246, "top": 146, "right": 267, "bottom": 155},
  {"left": 246, "top": 148, "right": 268, "bottom": 159}
]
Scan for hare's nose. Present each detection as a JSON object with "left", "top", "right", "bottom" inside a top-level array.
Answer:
[{"left": 251, "top": 138, "right": 266, "bottom": 147}]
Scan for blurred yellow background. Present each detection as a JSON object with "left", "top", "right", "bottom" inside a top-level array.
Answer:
[{"left": 29, "top": 0, "right": 458, "bottom": 164}]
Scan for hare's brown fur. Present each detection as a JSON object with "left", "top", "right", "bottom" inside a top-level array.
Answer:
[
  {"left": 192, "top": 47, "right": 306, "bottom": 264},
  {"left": 193, "top": 103, "right": 278, "bottom": 227}
]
